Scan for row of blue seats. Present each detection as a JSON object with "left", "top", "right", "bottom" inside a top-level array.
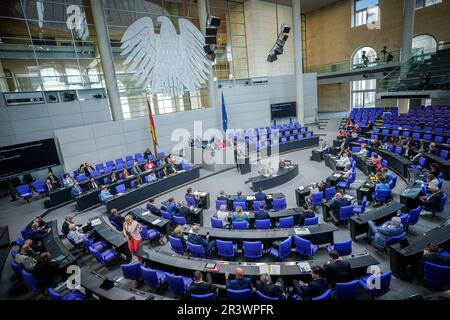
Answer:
[
  {"left": 214, "top": 198, "right": 287, "bottom": 211},
  {"left": 119, "top": 262, "right": 402, "bottom": 300}
]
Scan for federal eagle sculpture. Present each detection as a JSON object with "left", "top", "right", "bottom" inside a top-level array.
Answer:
[{"left": 120, "top": 16, "right": 210, "bottom": 97}]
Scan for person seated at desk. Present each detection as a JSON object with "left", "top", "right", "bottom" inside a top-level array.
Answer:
[
  {"left": 279, "top": 158, "right": 287, "bottom": 169},
  {"left": 68, "top": 224, "right": 87, "bottom": 245},
  {"left": 322, "top": 250, "right": 352, "bottom": 288},
  {"left": 146, "top": 198, "right": 161, "bottom": 215},
  {"left": 88, "top": 177, "right": 99, "bottom": 190},
  {"left": 188, "top": 271, "right": 217, "bottom": 298},
  {"left": 70, "top": 181, "right": 83, "bottom": 199},
  {"left": 335, "top": 152, "right": 350, "bottom": 169},
  {"left": 62, "top": 173, "right": 74, "bottom": 187},
  {"left": 254, "top": 202, "right": 270, "bottom": 221},
  {"left": 428, "top": 142, "right": 437, "bottom": 155},
  {"left": 147, "top": 171, "right": 158, "bottom": 182},
  {"left": 380, "top": 140, "right": 389, "bottom": 150},
  {"left": 15, "top": 242, "right": 59, "bottom": 281},
  {"left": 62, "top": 215, "right": 93, "bottom": 237},
  {"left": 215, "top": 205, "right": 230, "bottom": 228},
  {"left": 83, "top": 162, "right": 95, "bottom": 177},
  {"left": 370, "top": 153, "right": 383, "bottom": 173},
  {"left": 165, "top": 154, "right": 175, "bottom": 166},
  {"left": 305, "top": 183, "right": 322, "bottom": 207},
  {"left": 234, "top": 191, "right": 246, "bottom": 203},
  {"left": 419, "top": 186, "right": 443, "bottom": 213},
  {"left": 298, "top": 204, "right": 316, "bottom": 226},
  {"left": 176, "top": 200, "right": 196, "bottom": 224},
  {"left": 166, "top": 197, "right": 180, "bottom": 217},
  {"left": 133, "top": 175, "right": 143, "bottom": 187},
  {"left": 99, "top": 186, "right": 113, "bottom": 202},
  {"left": 160, "top": 166, "right": 169, "bottom": 178},
  {"left": 225, "top": 267, "right": 253, "bottom": 291},
  {"left": 186, "top": 187, "right": 206, "bottom": 208},
  {"left": 421, "top": 243, "right": 450, "bottom": 272},
  {"left": 429, "top": 163, "right": 441, "bottom": 179},
  {"left": 24, "top": 221, "right": 51, "bottom": 241},
  {"left": 292, "top": 265, "right": 329, "bottom": 300},
  {"left": 131, "top": 160, "right": 142, "bottom": 176},
  {"left": 328, "top": 193, "right": 349, "bottom": 224},
  {"left": 144, "top": 148, "right": 153, "bottom": 159},
  {"left": 217, "top": 190, "right": 228, "bottom": 201},
  {"left": 403, "top": 143, "right": 414, "bottom": 158},
  {"left": 44, "top": 178, "right": 54, "bottom": 194},
  {"left": 47, "top": 171, "right": 60, "bottom": 187},
  {"left": 356, "top": 144, "right": 368, "bottom": 157},
  {"left": 371, "top": 138, "right": 381, "bottom": 149},
  {"left": 122, "top": 168, "right": 132, "bottom": 179},
  {"left": 366, "top": 216, "right": 404, "bottom": 248},
  {"left": 412, "top": 148, "right": 426, "bottom": 163},
  {"left": 426, "top": 174, "right": 440, "bottom": 191},
  {"left": 254, "top": 188, "right": 267, "bottom": 201},
  {"left": 109, "top": 208, "right": 125, "bottom": 227},
  {"left": 381, "top": 168, "right": 395, "bottom": 184},
  {"left": 109, "top": 171, "right": 118, "bottom": 183},
  {"left": 256, "top": 273, "right": 287, "bottom": 300},
  {"left": 171, "top": 225, "right": 186, "bottom": 246},
  {"left": 78, "top": 164, "right": 86, "bottom": 176},
  {"left": 373, "top": 175, "right": 391, "bottom": 202},
  {"left": 232, "top": 206, "right": 249, "bottom": 223},
  {"left": 144, "top": 159, "right": 156, "bottom": 171},
  {"left": 341, "top": 164, "right": 353, "bottom": 180},
  {"left": 337, "top": 129, "right": 348, "bottom": 140},
  {"left": 26, "top": 216, "right": 49, "bottom": 235},
  {"left": 188, "top": 225, "right": 216, "bottom": 255}
]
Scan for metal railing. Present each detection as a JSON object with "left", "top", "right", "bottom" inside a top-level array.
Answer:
[{"left": 305, "top": 50, "right": 401, "bottom": 75}]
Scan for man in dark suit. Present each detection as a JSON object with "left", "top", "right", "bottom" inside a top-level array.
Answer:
[
  {"left": 297, "top": 204, "right": 316, "bottom": 226},
  {"left": 176, "top": 201, "right": 196, "bottom": 224},
  {"left": 131, "top": 161, "right": 142, "bottom": 176},
  {"left": 254, "top": 188, "right": 267, "bottom": 201},
  {"left": 83, "top": 162, "right": 95, "bottom": 177},
  {"left": 329, "top": 193, "right": 350, "bottom": 223},
  {"left": 225, "top": 267, "right": 253, "bottom": 290},
  {"left": 217, "top": 190, "right": 228, "bottom": 201},
  {"left": 88, "top": 178, "right": 99, "bottom": 190},
  {"left": 108, "top": 208, "right": 125, "bottom": 228},
  {"left": 321, "top": 250, "right": 352, "bottom": 288},
  {"left": 420, "top": 243, "right": 450, "bottom": 274},
  {"left": 44, "top": 178, "right": 53, "bottom": 195},
  {"left": 187, "top": 225, "right": 216, "bottom": 255},
  {"left": 419, "top": 186, "right": 443, "bottom": 215},
  {"left": 188, "top": 271, "right": 217, "bottom": 297},
  {"left": 146, "top": 198, "right": 161, "bottom": 215},
  {"left": 292, "top": 266, "right": 329, "bottom": 300},
  {"left": 256, "top": 274, "right": 287, "bottom": 300},
  {"left": 254, "top": 202, "right": 270, "bottom": 220}
]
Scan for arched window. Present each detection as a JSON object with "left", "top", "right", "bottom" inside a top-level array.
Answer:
[
  {"left": 412, "top": 34, "right": 437, "bottom": 57},
  {"left": 352, "top": 46, "right": 377, "bottom": 68}
]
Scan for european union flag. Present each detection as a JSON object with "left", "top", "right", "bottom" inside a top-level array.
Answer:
[{"left": 221, "top": 92, "right": 228, "bottom": 132}]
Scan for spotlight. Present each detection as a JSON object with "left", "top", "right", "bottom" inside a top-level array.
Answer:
[
  {"left": 208, "top": 15, "right": 221, "bottom": 27},
  {"left": 267, "top": 23, "right": 291, "bottom": 63},
  {"left": 204, "top": 44, "right": 216, "bottom": 62}
]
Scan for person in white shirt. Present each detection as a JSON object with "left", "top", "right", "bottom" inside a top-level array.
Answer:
[
  {"left": 68, "top": 224, "right": 85, "bottom": 245},
  {"left": 426, "top": 174, "right": 440, "bottom": 191},
  {"left": 62, "top": 174, "right": 74, "bottom": 187},
  {"left": 215, "top": 204, "right": 230, "bottom": 227},
  {"left": 336, "top": 152, "right": 350, "bottom": 168},
  {"left": 341, "top": 164, "right": 352, "bottom": 180},
  {"left": 357, "top": 144, "right": 368, "bottom": 157}
]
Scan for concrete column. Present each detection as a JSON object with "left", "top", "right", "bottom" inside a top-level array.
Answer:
[
  {"left": 197, "top": 0, "right": 218, "bottom": 123},
  {"left": 90, "top": 0, "right": 123, "bottom": 121},
  {"left": 292, "top": 0, "right": 305, "bottom": 125},
  {"left": 400, "top": 0, "right": 415, "bottom": 77}
]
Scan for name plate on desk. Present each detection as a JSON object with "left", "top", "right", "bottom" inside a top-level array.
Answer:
[
  {"left": 91, "top": 218, "right": 101, "bottom": 226},
  {"left": 294, "top": 228, "right": 311, "bottom": 235},
  {"left": 151, "top": 219, "right": 161, "bottom": 225}
]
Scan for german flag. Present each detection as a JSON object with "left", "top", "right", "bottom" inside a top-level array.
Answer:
[{"left": 146, "top": 93, "right": 158, "bottom": 155}]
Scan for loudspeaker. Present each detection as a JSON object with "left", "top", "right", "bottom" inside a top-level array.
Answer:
[
  {"left": 208, "top": 15, "right": 221, "bottom": 27},
  {"left": 206, "top": 28, "right": 217, "bottom": 36},
  {"left": 281, "top": 24, "right": 291, "bottom": 34},
  {"left": 267, "top": 23, "right": 291, "bottom": 63},
  {"left": 205, "top": 36, "right": 217, "bottom": 45},
  {"left": 204, "top": 45, "right": 216, "bottom": 61}
]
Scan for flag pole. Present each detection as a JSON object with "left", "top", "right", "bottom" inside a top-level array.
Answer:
[{"left": 145, "top": 91, "right": 158, "bottom": 156}]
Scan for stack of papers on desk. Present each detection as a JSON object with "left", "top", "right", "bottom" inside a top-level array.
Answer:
[
  {"left": 247, "top": 196, "right": 255, "bottom": 201},
  {"left": 151, "top": 219, "right": 161, "bottom": 225},
  {"left": 258, "top": 264, "right": 281, "bottom": 275},
  {"left": 142, "top": 211, "right": 150, "bottom": 216},
  {"left": 294, "top": 228, "right": 311, "bottom": 235},
  {"left": 193, "top": 191, "right": 207, "bottom": 196},
  {"left": 343, "top": 195, "right": 354, "bottom": 200},
  {"left": 333, "top": 173, "right": 342, "bottom": 178},
  {"left": 266, "top": 195, "right": 272, "bottom": 199},
  {"left": 91, "top": 218, "right": 101, "bottom": 226},
  {"left": 297, "top": 262, "right": 311, "bottom": 273},
  {"left": 298, "top": 186, "right": 304, "bottom": 191}
]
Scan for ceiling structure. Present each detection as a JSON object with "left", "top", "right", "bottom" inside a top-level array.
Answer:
[{"left": 255, "top": 0, "right": 342, "bottom": 13}]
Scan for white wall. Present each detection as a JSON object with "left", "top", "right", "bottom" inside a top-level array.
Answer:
[
  {"left": 244, "top": 0, "right": 295, "bottom": 78},
  {"left": 0, "top": 97, "right": 111, "bottom": 147},
  {"left": 54, "top": 74, "right": 318, "bottom": 173}
]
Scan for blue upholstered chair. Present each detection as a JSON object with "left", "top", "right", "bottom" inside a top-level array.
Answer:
[
  {"left": 16, "top": 185, "right": 32, "bottom": 202},
  {"left": 255, "top": 219, "right": 271, "bottom": 229},
  {"left": 353, "top": 196, "right": 367, "bottom": 214},
  {"left": 272, "top": 198, "right": 287, "bottom": 210},
  {"left": 165, "top": 273, "right": 193, "bottom": 295},
  {"left": 424, "top": 262, "right": 450, "bottom": 288},
  {"left": 187, "top": 242, "right": 206, "bottom": 258},
  {"left": 227, "top": 288, "right": 252, "bottom": 300},
  {"left": 121, "top": 262, "right": 141, "bottom": 281},
  {"left": 48, "top": 288, "right": 85, "bottom": 300},
  {"left": 334, "top": 280, "right": 359, "bottom": 300},
  {"left": 141, "top": 266, "right": 166, "bottom": 289},
  {"left": 216, "top": 240, "right": 238, "bottom": 259},
  {"left": 294, "top": 236, "right": 318, "bottom": 258},
  {"left": 268, "top": 236, "right": 292, "bottom": 260},
  {"left": 327, "top": 240, "right": 352, "bottom": 256},
  {"left": 210, "top": 216, "right": 224, "bottom": 228},
  {"left": 304, "top": 217, "right": 319, "bottom": 226},
  {"left": 256, "top": 290, "right": 279, "bottom": 300},
  {"left": 277, "top": 216, "right": 294, "bottom": 228},
  {"left": 191, "top": 293, "right": 216, "bottom": 300},
  {"left": 243, "top": 241, "right": 263, "bottom": 259},
  {"left": 359, "top": 272, "right": 392, "bottom": 299}
]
